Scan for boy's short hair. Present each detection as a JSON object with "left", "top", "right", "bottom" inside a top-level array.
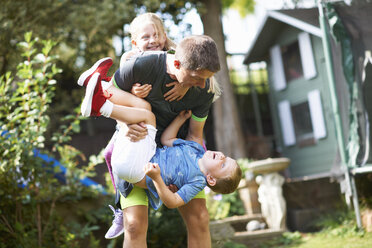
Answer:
[
  {"left": 175, "top": 35, "right": 220, "bottom": 73},
  {"left": 208, "top": 160, "right": 242, "bottom": 194}
]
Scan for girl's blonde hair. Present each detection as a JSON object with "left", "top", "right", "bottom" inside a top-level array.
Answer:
[
  {"left": 129, "top": 13, "right": 177, "bottom": 51},
  {"left": 209, "top": 76, "right": 222, "bottom": 102}
]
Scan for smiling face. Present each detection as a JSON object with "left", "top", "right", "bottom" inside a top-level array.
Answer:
[
  {"left": 199, "top": 151, "right": 236, "bottom": 180},
  {"left": 132, "top": 23, "right": 167, "bottom": 52}
]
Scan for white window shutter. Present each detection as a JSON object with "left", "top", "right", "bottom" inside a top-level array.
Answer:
[
  {"left": 298, "top": 32, "right": 317, "bottom": 79},
  {"left": 270, "top": 45, "right": 286, "bottom": 91},
  {"left": 278, "top": 100, "right": 296, "bottom": 146},
  {"left": 308, "top": 90, "right": 326, "bottom": 139}
]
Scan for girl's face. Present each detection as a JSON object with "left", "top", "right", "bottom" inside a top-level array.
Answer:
[{"left": 132, "top": 23, "right": 167, "bottom": 52}]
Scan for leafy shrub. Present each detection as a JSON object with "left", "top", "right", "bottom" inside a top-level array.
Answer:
[
  {"left": 147, "top": 207, "right": 187, "bottom": 247},
  {"left": 314, "top": 209, "right": 365, "bottom": 238},
  {"left": 206, "top": 188, "right": 245, "bottom": 221},
  {"left": 0, "top": 32, "right": 106, "bottom": 248}
]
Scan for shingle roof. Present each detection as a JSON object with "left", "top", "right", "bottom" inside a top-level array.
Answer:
[{"left": 243, "top": 8, "right": 321, "bottom": 64}]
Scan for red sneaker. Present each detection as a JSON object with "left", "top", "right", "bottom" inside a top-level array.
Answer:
[
  {"left": 81, "top": 73, "right": 107, "bottom": 117},
  {"left": 78, "top": 57, "right": 113, "bottom": 87}
]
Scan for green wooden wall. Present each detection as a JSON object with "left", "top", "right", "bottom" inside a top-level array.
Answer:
[{"left": 267, "top": 27, "right": 339, "bottom": 178}]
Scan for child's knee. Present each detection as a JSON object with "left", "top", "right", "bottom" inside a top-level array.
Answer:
[
  {"left": 147, "top": 111, "right": 156, "bottom": 126},
  {"left": 125, "top": 218, "right": 147, "bottom": 237},
  {"left": 143, "top": 110, "right": 155, "bottom": 127},
  {"left": 137, "top": 98, "right": 151, "bottom": 111}
]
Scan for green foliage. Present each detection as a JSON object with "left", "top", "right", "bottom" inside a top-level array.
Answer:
[
  {"left": 148, "top": 207, "right": 187, "bottom": 247},
  {"left": 0, "top": 0, "right": 200, "bottom": 77},
  {"left": 225, "top": 191, "right": 246, "bottom": 216},
  {"left": 259, "top": 231, "right": 303, "bottom": 248},
  {"left": 206, "top": 189, "right": 245, "bottom": 220},
  {"left": 0, "top": 0, "right": 256, "bottom": 76},
  {"left": 0, "top": 0, "right": 203, "bottom": 127},
  {"left": 207, "top": 191, "right": 231, "bottom": 220},
  {"left": 237, "top": 158, "right": 253, "bottom": 176},
  {"left": 223, "top": 241, "right": 247, "bottom": 248},
  {"left": 0, "top": 0, "right": 138, "bottom": 74},
  {"left": 259, "top": 209, "right": 370, "bottom": 248},
  {"left": 355, "top": 172, "right": 372, "bottom": 208},
  {"left": 230, "top": 68, "right": 269, "bottom": 95},
  {"left": 314, "top": 209, "right": 365, "bottom": 238},
  {"left": 222, "top": 0, "right": 255, "bottom": 17},
  {"left": 0, "top": 32, "right": 105, "bottom": 248}
]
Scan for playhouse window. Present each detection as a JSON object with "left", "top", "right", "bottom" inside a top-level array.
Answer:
[
  {"left": 291, "top": 102, "right": 315, "bottom": 147},
  {"left": 278, "top": 90, "right": 326, "bottom": 147},
  {"left": 270, "top": 32, "right": 317, "bottom": 91},
  {"left": 281, "top": 41, "right": 304, "bottom": 82}
]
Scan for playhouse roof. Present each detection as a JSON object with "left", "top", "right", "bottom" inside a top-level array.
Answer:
[
  {"left": 243, "top": 8, "right": 321, "bottom": 64},
  {"left": 244, "top": 2, "right": 372, "bottom": 65}
]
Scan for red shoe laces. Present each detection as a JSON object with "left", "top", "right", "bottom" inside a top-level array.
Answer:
[{"left": 104, "top": 90, "right": 113, "bottom": 100}]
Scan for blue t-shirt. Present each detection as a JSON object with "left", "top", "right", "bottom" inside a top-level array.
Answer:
[{"left": 145, "top": 139, "right": 207, "bottom": 210}]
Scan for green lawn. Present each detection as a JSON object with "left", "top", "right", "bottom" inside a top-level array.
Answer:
[
  {"left": 264, "top": 231, "right": 372, "bottom": 248},
  {"left": 293, "top": 232, "right": 372, "bottom": 248},
  {"left": 259, "top": 210, "right": 372, "bottom": 248}
]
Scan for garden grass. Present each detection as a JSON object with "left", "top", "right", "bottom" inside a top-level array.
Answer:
[
  {"left": 285, "top": 232, "right": 372, "bottom": 248},
  {"left": 259, "top": 229, "right": 372, "bottom": 248},
  {"left": 258, "top": 208, "right": 372, "bottom": 248}
]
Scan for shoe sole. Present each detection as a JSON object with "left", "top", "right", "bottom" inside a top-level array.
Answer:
[
  {"left": 105, "top": 228, "right": 124, "bottom": 239},
  {"left": 81, "top": 73, "right": 99, "bottom": 117},
  {"left": 77, "top": 57, "right": 112, "bottom": 87}
]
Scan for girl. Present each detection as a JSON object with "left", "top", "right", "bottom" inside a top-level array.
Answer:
[
  {"left": 79, "top": 13, "right": 188, "bottom": 104},
  {"left": 79, "top": 12, "right": 187, "bottom": 240}
]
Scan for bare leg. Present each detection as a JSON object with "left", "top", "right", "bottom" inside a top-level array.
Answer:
[
  {"left": 105, "top": 85, "right": 150, "bottom": 110},
  {"left": 101, "top": 84, "right": 155, "bottom": 126},
  {"left": 123, "top": 205, "right": 148, "bottom": 248},
  {"left": 178, "top": 198, "right": 211, "bottom": 248},
  {"left": 110, "top": 105, "right": 155, "bottom": 127}
]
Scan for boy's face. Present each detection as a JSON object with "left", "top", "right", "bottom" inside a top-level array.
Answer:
[
  {"left": 175, "top": 66, "right": 214, "bottom": 89},
  {"left": 200, "top": 151, "right": 236, "bottom": 179},
  {"left": 132, "top": 23, "right": 166, "bottom": 52}
]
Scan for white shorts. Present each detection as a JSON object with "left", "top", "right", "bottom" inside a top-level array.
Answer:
[{"left": 111, "top": 124, "right": 157, "bottom": 184}]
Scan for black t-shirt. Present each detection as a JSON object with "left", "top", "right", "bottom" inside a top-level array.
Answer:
[{"left": 113, "top": 51, "right": 214, "bottom": 145}]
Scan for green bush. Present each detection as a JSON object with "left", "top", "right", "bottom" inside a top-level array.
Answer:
[
  {"left": 206, "top": 189, "right": 245, "bottom": 221},
  {"left": 148, "top": 207, "right": 187, "bottom": 247},
  {"left": 0, "top": 32, "right": 106, "bottom": 248}
]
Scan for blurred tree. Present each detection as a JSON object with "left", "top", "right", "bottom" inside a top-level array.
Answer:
[
  {"left": 0, "top": 0, "right": 138, "bottom": 76},
  {"left": 1, "top": 0, "right": 254, "bottom": 158},
  {"left": 199, "top": 0, "right": 254, "bottom": 159}
]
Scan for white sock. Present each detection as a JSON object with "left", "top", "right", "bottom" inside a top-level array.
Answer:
[
  {"left": 100, "top": 100, "right": 114, "bottom": 118},
  {"left": 101, "top": 80, "right": 112, "bottom": 91}
]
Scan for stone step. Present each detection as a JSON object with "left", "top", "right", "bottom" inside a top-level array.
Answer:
[
  {"left": 210, "top": 215, "right": 285, "bottom": 247},
  {"left": 210, "top": 214, "right": 264, "bottom": 232}
]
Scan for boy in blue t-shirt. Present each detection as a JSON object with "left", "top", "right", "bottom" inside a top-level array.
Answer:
[{"left": 80, "top": 70, "right": 242, "bottom": 210}]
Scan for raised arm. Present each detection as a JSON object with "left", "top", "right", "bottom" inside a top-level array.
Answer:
[
  {"left": 161, "top": 110, "right": 191, "bottom": 147},
  {"left": 145, "top": 162, "right": 185, "bottom": 208},
  {"left": 185, "top": 115, "right": 207, "bottom": 146}
]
